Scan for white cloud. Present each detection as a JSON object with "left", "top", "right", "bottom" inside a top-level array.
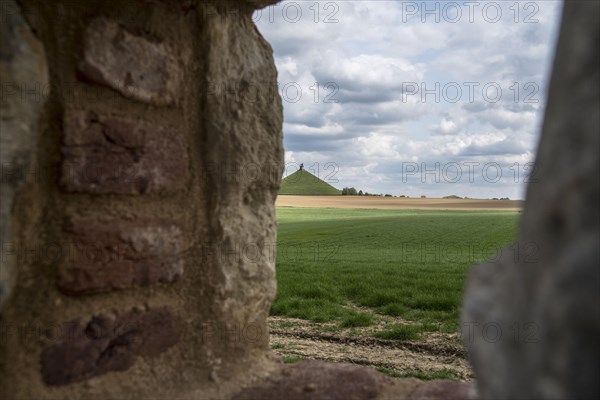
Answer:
[
  {"left": 256, "top": 0, "right": 563, "bottom": 199},
  {"left": 432, "top": 117, "right": 459, "bottom": 135},
  {"left": 477, "top": 107, "right": 537, "bottom": 130},
  {"left": 284, "top": 122, "right": 345, "bottom": 136}
]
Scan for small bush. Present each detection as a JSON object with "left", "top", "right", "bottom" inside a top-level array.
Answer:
[
  {"left": 282, "top": 355, "right": 303, "bottom": 364},
  {"left": 379, "top": 303, "right": 408, "bottom": 316},
  {"left": 340, "top": 311, "right": 375, "bottom": 328},
  {"left": 374, "top": 324, "right": 422, "bottom": 341}
]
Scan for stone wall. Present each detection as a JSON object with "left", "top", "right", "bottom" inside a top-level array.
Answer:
[
  {"left": 1, "top": 1, "right": 282, "bottom": 398},
  {"left": 0, "top": 0, "right": 48, "bottom": 309},
  {"left": 461, "top": 1, "right": 600, "bottom": 399}
]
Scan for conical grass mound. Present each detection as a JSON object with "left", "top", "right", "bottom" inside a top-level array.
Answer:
[{"left": 279, "top": 170, "right": 341, "bottom": 195}]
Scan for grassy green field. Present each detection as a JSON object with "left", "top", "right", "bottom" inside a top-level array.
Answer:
[
  {"left": 272, "top": 207, "right": 519, "bottom": 336},
  {"left": 279, "top": 170, "right": 341, "bottom": 195}
]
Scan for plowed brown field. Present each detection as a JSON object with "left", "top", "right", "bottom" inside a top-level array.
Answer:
[{"left": 276, "top": 195, "right": 523, "bottom": 211}]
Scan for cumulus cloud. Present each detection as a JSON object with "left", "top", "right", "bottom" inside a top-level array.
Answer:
[
  {"left": 432, "top": 117, "right": 460, "bottom": 135},
  {"left": 255, "top": 0, "right": 563, "bottom": 199}
]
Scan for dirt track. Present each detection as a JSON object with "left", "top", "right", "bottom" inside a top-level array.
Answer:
[
  {"left": 276, "top": 195, "right": 522, "bottom": 211},
  {"left": 269, "top": 315, "right": 473, "bottom": 381}
]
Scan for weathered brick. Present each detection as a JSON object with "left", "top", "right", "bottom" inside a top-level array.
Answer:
[
  {"left": 41, "top": 307, "right": 182, "bottom": 386},
  {"left": 60, "top": 110, "right": 188, "bottom": 194},
  {"left": 58, "top": 217, "right": 184, "bottom": 295},
  {"left": 78, "top": 18, "right": 183, "bottom": 105}
]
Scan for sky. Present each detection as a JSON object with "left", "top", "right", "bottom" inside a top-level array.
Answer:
[{"left": 254, "top": 0, "right": 563, "bottom": 200}]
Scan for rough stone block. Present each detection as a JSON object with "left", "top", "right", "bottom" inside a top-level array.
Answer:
[
  {"left": 409, "top": 380, "right": 478, "bottom": 400},
  {"left": 60, "top": 110, "right": 188, "bottom": 194},
  {"left": 202, "top": 0, "right": 283, "bottom": 347},
  {"left": 78, "top": 18, "right": 183, "bottom": 105},
  {"left": 58, "top": 217, "right": 184, "bottom": 295},
  {"left": 460, "top": 2, "right": 600, "bottom": 399},
  {"left": 0, "top": 0, "right": 48, "bottom": 308},
  {"left": 41, "top": 307, "right": 182, "bottom": 386},
  {"left": 232, "top": 360, "right": 390, "bottom": 400},
  {"left": 245, "top": 0, "right": 281, "bottom": 9}
]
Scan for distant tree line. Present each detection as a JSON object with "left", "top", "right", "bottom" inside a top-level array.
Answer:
[
  {"left": 341, "top": 187, "right": 396, "bottom": 197},
  {"left": 341, "top": 191, "right": 511, "bottom": 200}
]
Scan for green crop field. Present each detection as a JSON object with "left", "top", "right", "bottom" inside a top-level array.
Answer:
[
  {"left": 272, "top": 207, "right": 519, "bottom": 336},
  {"left": 279, "top": 170, "right": 341, "bottom": 195}
]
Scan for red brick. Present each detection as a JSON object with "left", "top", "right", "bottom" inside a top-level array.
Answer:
[
  {"left": 77, "top": 18, "right": 183, "bottom": 105},
  {"left": 58, "top": 217, "right": 185, "bottom": 295},
  {"left": 41, "top": 307, "right": 182, "bottom": 386},
  {"left": 60, "top": 110, "right": 188, "bottom": 194}
]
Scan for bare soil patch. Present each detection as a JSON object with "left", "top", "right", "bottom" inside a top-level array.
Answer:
[
  {"left": 268, "top": 308, "right": 473, "bottom": 381},
  {"left": 276, "top": 195, "right": 522, "bottom": 211}
]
